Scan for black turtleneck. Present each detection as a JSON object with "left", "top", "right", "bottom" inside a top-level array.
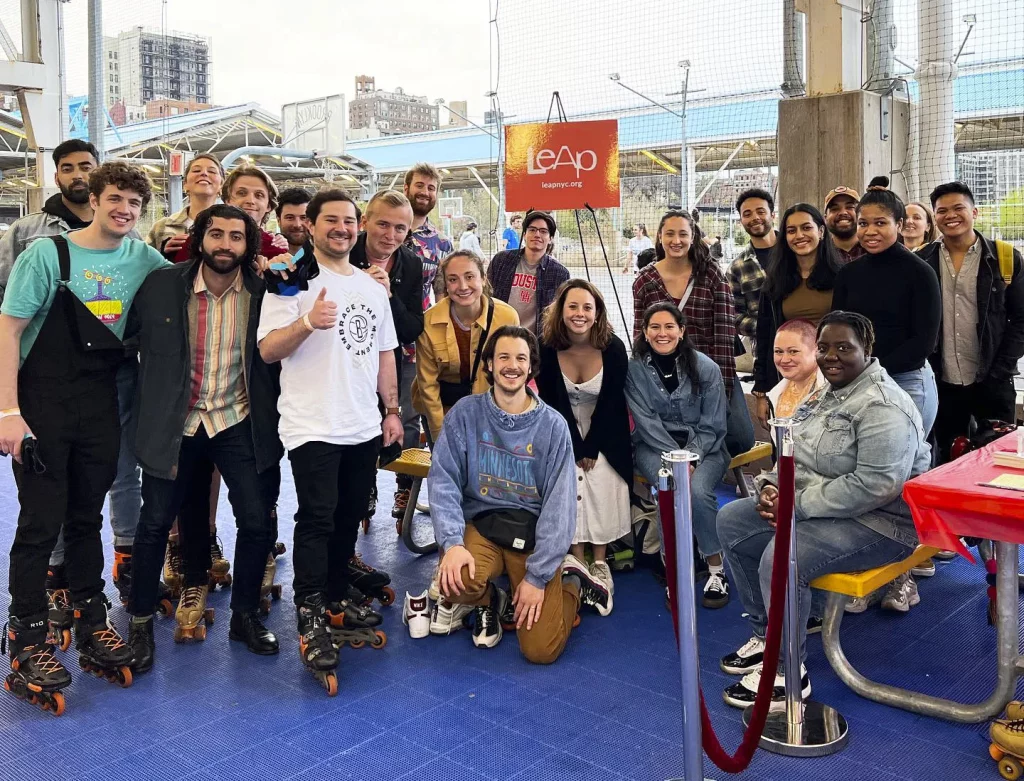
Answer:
[
  {"left": 831, "top": 241, "right": 940, "bottom": 374},
  {"left": 651, "top": 349, "right": 680, "bottom": 393}
]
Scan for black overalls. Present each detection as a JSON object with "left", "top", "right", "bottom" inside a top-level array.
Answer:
[{"left": 8, "top": 236, "right": 125, "bottom": 620}]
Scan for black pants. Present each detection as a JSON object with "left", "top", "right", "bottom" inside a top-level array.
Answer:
[
  {"left": 130, "top": 418, "right": 275, "bottom": 615},
  {"left": 396, "top": 355, "right": 419, "bottom": 492},
  {"left": 934, "top": 378, "right": 1017, "bottom": 462},
  {"left": 9, "top": 391, "right": 120, "bottom": 619},
  {"left": 289, "top": 437, "right": 379, "bottom": 604}
]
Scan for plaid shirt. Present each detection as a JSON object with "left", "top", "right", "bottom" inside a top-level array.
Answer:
[
  {"left": 632, "top": 262, "right": 737, "bottom": 394},
  {"left": 727, "top": 246, "right": 767, "bottom": 338},
  {"left": 487, "top": 250, "right": 570, "bottom": 333},
  {"left": 405, "top": 217, "right": 453, "bottom": 310}
]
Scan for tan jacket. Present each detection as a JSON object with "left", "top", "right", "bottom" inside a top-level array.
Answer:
[{"left": 412, "top": 296, "right": 519, "bottom": 440}]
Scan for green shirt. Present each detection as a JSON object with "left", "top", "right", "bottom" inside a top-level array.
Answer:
[{"left": 0, "top": 232, "right": 169, "bottom": 364}]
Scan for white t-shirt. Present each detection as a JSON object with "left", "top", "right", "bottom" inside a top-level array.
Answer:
[
  {"left": 629, "top": 236, "right": 654, "bottom": 258},
  {"left": 257, "top": 264, "right": 398, "bottom": 450}
]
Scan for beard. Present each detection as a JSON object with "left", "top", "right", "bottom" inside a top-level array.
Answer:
[
  {"left": 409, "top": 193, "right": 435, "bottom": 218},
  {"left": 281, "top": 226, "right": 308, "bottom": 246},
  {"left": 827, "top": 220, "right": 857, "bottom": 240},
  {"left": 744, "top": 220, "right": 771, "bottom": 239},
  {"left": 201, "top": 248, "right": 245, "bottom": 275},
  {"left": 60, "top": 181, "right": 90, "bottom": 205}
]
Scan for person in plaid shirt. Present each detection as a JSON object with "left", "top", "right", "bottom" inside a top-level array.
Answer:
[
  {"left": 632, "top": 210, "right": 754, "bottom": 457},
  {"left": 728, "top": 189, "right": 777, "bottom": 340}
]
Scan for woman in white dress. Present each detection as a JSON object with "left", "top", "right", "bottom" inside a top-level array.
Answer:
[{"left": 536, "top": 280, "right": 633, "bottom": 615}]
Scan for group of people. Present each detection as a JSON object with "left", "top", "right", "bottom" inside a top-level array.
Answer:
[{"left": 0, "top": 137, "right": 1021, "bottom": 713}]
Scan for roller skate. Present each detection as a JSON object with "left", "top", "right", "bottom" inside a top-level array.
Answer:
[
  {"left": 392, "top": 487, "right": 410, "bottom": 535},
  {"left": 990, "top": 719, "right": 1024, "bottom": 779},
  {"left": 259, "top": 553, "right": 283, "bottom": 617},
  {"left": 72, "top": 595, "right": 134, "bottom": 688},
  {"left": 326, "top": 598, "right": 387, "bottom": 650},
  {"left": 163, "top": 534, "right": 183, "bottom": 598},
  {"left": 128, "top": 616, "right": 155, "bottom": 674},
  {"left": 348, "top": 554, "right": 395, "bottom": 607},
  {"left": 362, "top": 484, "right": 378, "bottom": 534},
  {"left": 174, "top": 584, "right": 214, "bottom": 643},
  {"left": 45, "top": 565, "right": 73, "bottom": 652},
  {"left": 208, "top": 534, "right": 232, "bottom": 590},
  {"left": 113, "top": 547, "right": 173, "bottom": 616},
  {"left": 297, "top": 594, "right": 339, "bottom": 696},
  {"left": 3, "top": 614, "right": 70, "bottom": 716}
]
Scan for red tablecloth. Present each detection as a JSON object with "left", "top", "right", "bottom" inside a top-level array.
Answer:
[{"left": 904, "top": 431, "right": 1024, "bottom": 556}]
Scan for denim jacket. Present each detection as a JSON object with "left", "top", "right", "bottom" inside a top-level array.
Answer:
[
  {"left": 625, "top": 350, "right": 727, "bottom": 483},
  {"left": 757, "top": 359, "right": 930, "bottom": 547}
]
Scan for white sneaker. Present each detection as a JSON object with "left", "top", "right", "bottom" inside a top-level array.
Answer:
[
  {"left": 723, "top": 665, "right": 811, "bottom": 711},
  {"left": 427, "top": 559, "right": 441, "bottom": 602},
  {"left": 905, "top": 574, "right": 921, "bottom": 607},
  {"left": 845, "top": 596, "right": 869, "bottom": 614},
  {"left": 402, "top": 590, "right": 430, "bottom": 639},
  {"left": 428, "top": 598, "right": 473, "bottom": 635},
  {"left": 881, "top": 574, "right": 911, "bottom": 612},
  {"left": 589, "top": 560, "right": 614, "bottom": 596}
]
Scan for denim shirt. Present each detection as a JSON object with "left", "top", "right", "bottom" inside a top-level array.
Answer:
[
  {"left": 758, "top": 359, "right": 930, "bottom": 547},
  {"left": 625, "top": 350, "right": 727, "bottom": 481}
]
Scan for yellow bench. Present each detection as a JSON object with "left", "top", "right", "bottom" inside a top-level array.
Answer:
[
  {"left": 810, "top": 545, "right": 941, "bottom": 597},
  {"left": 729, "top": 441, "right": 772, "bottom": 497},
  {"left": 381, "top": 449, "right": 436, "bottom": 555}
]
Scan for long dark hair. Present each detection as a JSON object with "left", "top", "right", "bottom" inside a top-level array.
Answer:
[
  {"left": 632, "top": 302, "right": 702, "bottom": 392},
  {"left": 189, "top": 204, "right": 261, "bottom": 267},
  {"left": 654, "top": 210, "right": 710, "bottom": 277},
  {"left": 762, "top": 203, "right": 841, "bottom": 300}
]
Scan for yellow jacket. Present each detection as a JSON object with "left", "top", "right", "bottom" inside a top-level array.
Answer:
[{"left": 412, "top": 296, "right": 519, "bottom": 440}]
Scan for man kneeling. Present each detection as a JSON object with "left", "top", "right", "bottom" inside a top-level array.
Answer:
[{"left": 428, "top": 325, "right": 608, "bottom": 662}]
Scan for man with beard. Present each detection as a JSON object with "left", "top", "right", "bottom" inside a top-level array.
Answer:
[
  {"left": 728, "top": 188, "right": 777, "bottom": 364},
  {"left": 125, "top": 205, "right": 283, "bottom": 671},
  {"left": 824, "top": 185, "right": 864, "bottom": 263},
  {"left": 276, "top": 188, "right": 311, "bottom": 255},
  {"left": 428, "top": 326, "right": 606, "bottom": 660},
  {"left": 403, "top": 162, "right": 453, "bottom": 308}
]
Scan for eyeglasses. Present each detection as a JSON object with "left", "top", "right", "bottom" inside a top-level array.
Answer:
[{"left": 525, "top": 227, "right": 550, "bottom": 236}]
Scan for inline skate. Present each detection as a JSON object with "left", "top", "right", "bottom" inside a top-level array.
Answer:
[
  {"left": 112, "top": 547, "right": 173, "bottom": 616},
  {"left": 174, "top": 584, "right": 214, "bottom": 642},
  {"left": 208, "top": 534, "right": 232, "bottom": 590},
  {"left": 326, "top": 598, "right": 386, "bottom": 650},
  {"left": 361, "top": 484, "right": 378, "bottom": 534},
  {"left": 348, "top": 554, "right": 395, "bottom": 607},
  {"left": 3, "top": 614, "right": 70, "bottom": 716},
  {"left": 297, "top": 594, "right": 339, "bottom": 696},
  {"left": 45, "top": 565, "right": 73, "bottom": 652},
  {"left": 72, "top": 595, "right": 134, "bottom": 687}
]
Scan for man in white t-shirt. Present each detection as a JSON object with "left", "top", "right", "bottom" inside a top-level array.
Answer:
[{"left": 258, "top": 189, "right": 402, "bottom": 682}]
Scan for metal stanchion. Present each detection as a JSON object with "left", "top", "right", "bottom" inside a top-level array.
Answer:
[
  {"left": 742, "top": 418, "right": 849, "bottom": 757},
  {"left": 662, "top": 450, "right": 715, "bottom": 781}
]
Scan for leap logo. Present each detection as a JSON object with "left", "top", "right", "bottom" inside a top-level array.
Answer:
[
  {"left": 506, "top": 119, "right": 619, "bottom": 211},
  {"left": 525, "top": 145, "right": 598, "bottom": 178}
]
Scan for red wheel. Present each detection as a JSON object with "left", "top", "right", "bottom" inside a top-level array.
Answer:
[
  {"left": 324, "top": 672, "right": 338, "bottom": 697},
  {"left": 50, "top": 692, "right": 65, "bottom": 717},
  {"left": 157, "top": 598, "right": 174, "bottom": 616},
  {"left": 379, "top": 587, "right": 396, "bottom": 607},
  {"left": 349, "top": 639, "right": 365, "bottom": 649},
  {"left": 371, "top": 630, "right": 387, "bottom": 649},
  {"left": 58, "top": 629, "right": 72, "bottom": 652},
  {"left": 194, "top": 624, "right": 207, "bottom": 641},
  {"left": 118, "top": 666, "right": 133, "bottom": 688}
]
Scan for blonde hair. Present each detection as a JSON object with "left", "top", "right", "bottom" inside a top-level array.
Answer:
[
  {"left": 222, "top": 165, "right": 279, "bottom": 223},
  {"left": 365, "top": 189, "right": 412, "bottom": 220},
  {"left": 403, "top": 162, "right": 442, "bottom": 189},
  {"left": 438, "top": 250, "right": 493, "bottom": 297}
]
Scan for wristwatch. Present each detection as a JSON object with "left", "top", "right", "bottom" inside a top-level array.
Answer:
[{"left": 385, "top": 406, "right": 402, "bottom": 418}]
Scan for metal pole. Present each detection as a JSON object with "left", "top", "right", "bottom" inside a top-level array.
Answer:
[
  {"left": 780, "top": 422, "right": 803, "bottom": 727},
  {"left": 679, "top": 65, "right": 689, "bottom": 211},
  {"left": 662, "top": 450, "right": 709, "bottom": 781},
  {"left": 87, "top": 0, "right": 105, "bottom": 160}
]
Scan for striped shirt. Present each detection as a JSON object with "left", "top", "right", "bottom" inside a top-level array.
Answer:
[{"left": 184, "top": 268, "right": 250, "bottom": 437}]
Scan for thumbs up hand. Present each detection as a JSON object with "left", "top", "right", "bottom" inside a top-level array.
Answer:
[{"left": 308, "top": 287, "right": 338, "bottom": 330}]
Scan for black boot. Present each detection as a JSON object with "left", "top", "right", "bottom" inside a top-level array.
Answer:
[
  {"left": 229, "top": 610, "right": 279, "bottom": 655},
  {"left": 128, "top": 617, "right": 155, "bottom": 673}
]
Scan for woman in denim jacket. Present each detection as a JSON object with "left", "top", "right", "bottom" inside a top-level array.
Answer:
[
  {"left": 626, "top": 302, "right": 730, "bottom": 609},
  {"left": 716, "top": 311, "right": 931, "bottom": 711}
]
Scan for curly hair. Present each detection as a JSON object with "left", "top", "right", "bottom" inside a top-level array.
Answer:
[
  {"left": 654, "top": 210, "right": 710, "bottom": 277},
  {"left": 88, "top": 162, "right": 153, "bottom": 208},
  {"left": 188, "top": 204, "right": 261, "bottom": 268},
  {"left": 817, "top": 310, "right": 876, "bottom": 355}
]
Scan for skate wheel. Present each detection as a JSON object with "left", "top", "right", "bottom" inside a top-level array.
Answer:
[
  {"left": 349, "top": 639, "right": 365, "bottom": 649},
  {"left": 572, "top": 614, "right": 581, "bottom": 629},
  {"left": 1001, "top": 756, "right": 1024, "bottom": 780},
  {"left": 48, "top": 691, "right": 65, "bottom": 717},
  {"left": 323, "top": 671, "right": 338, "bottom": 697},
  {"left": 194, "top": 624, "right": 206, "bottom": 642},
  {"left": 994, "top": 745, "right": 1009, "bottom": 762},
  {"left": 371, "top": 630, "right": 387, "bottom": 649},
  {"left": 157, "top": 598, "right": 174, "bottom": 617},
  {"left": 204, "top": 609, "right": 215, "bottom": 625},
  {"left": 174, "top": 625, "right": 185, "bottom": 643},
  {"left": 361, "top": 518, "right": 370, "bottom": 534},
  {"left": 3, "top": 679, "right": 10, "bottom": 693},
  {"left": 274, "top": 542, "right": 286, "bottom": 557},
  {"left": 223, "top": 574, "right": 232, "bottom": 588},
  {"left": 379, "top": 586, "right": 396, "bottom": 607},
  {"left": 271, "top": 585, "right": 282, "bottom": 600},
  {"left": 118, "top": 666, "right": 133, "bottom": 688},
  {"left": 59, "top": 629, "right": 72, "bottom": 652}
]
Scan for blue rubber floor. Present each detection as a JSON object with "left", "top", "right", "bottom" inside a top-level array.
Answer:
[{"left": 0, "top": 463, "right": 1018, "bottom": 781}]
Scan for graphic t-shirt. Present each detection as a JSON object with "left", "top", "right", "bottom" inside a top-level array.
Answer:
[
  {"left": 509, "top": 258, "right": 539, "bottom": 333},
  {"left": 257, "top": 264, "right": 399, "bottom": 450},
  {"left": 1, "top": 233, "right": 169, "bottom": 364},
  {"left": 502, "top": 226, "right": 520, "bottom": 251}
]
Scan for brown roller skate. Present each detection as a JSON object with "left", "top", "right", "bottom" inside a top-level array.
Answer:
[
  {"left": 163, "top": 534, "right": 184, "bottom": 598},
  {"left": 208, "top": 535, "right": 232, "bottom": 590},
  {"left": 259, "top": 554, "right": 283, "bottom": 617},
  {"left": 174, "top": 585, "right": 215, "bottom": 643}
]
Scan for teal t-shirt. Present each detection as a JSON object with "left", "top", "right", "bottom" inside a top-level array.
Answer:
[{"left": 0, "top": 232, "right": 170, "bottom": 364}]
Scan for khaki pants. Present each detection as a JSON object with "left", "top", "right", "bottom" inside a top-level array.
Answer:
[{"left": 450, "top": 524, "right": 580, "bottom": 664}]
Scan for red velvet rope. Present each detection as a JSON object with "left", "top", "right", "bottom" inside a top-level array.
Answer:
[{"left": 658, "top": 451, "right": 794, "bottom": 774}]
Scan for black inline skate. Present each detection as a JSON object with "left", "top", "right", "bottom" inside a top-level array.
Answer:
[
  {"left": 297, "top": 594, "right": 339, "bottom": 696},
  {"left": 361, "top": 484, "right": 378, "bottom": 534},
  {"left": 45, "top": 565, "right": 73, "bottom": 652},
  {"left": 73, "top": 595, "right": 134, "bottom": 688},
  {"left": 326, "top": 598, "right": 387, "bottom": 650},
  {"left": 348, "top": 554, "right": 395, "bottom": 607},
  {"left": 3, "top": 614, "right": 71, "bottom": 716},
  {"left": 112, "top": 547, "right": 174, "bottom": 616}
]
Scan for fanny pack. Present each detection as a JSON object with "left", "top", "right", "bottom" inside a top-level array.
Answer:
[
  {"left": 472, "top": 508, "right": 537, "bottom": 552},
  {"left": 438, "top": 297, "right": 495, "bottom": 408}
]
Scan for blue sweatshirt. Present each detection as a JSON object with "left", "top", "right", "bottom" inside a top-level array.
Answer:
[{"left": 428, "top": 390, "right": 576, "bottom": 589}]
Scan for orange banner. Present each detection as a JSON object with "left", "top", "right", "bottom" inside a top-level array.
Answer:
[{"left": 504, "top": 120, "right": 620, "bottom": 211}]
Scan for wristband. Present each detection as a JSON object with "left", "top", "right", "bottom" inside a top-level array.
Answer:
[
  {"left": 0, "top": 408, "right": 21, "bottom": 420},
  {"left": 301, "top": 314, "right": 314, "bottom": 333}
]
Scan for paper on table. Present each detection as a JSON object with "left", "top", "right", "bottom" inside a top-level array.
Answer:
[{"left": 982, "top": 473, "right": 1024, "bottom": 491}]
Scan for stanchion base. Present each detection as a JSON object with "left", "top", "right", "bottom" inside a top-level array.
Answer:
[{"left": 742, "top": 700, "right": 849, "bottom": 757}]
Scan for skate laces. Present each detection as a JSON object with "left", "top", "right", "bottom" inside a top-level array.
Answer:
[
  {"left": 28, "top": 644, "right": 64, "bottom": 675},
  {"left": 350, "top": 554, "right": 373, "bottom": 575},
  {"left": 180, "top": 585, "right": 206, "bottom": 610},
  {"left": 1003, "top": 720, "right": 1024, "bottom": 734},
  {"left": 91, "top": 621, "right": 128, "bottom": 653},
  {"left": 210, "top": 537, "right": 226, "bottom": 561},
  {"left": 48, "top": 588, "right": 71, "bottom": 612},
  {"left": 166, "top": 541, "right": 183, "bottom": 571}
]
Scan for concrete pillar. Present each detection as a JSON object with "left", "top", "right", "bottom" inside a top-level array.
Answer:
[
  {"left": 797, "top": 0, "right": 863, "bottom": 96},
  {"left": 915, "top": 0, "right": 958, "bottom": 199}
]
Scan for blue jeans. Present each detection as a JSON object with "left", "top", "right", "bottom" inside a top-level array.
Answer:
[
  {"left": 644, "top": 445, "right": 728, "bottom": 558},
  {"left": 725, "top": 376, "right": 755, "bottom": 458},
  {"left": 717, "top": 497, "right": 912, "bottom": 664},
  {"left": 49, "top": 358, "right": 141, "bottom": 566},
  {"left": 891, "top": 363, "right": 938, "bottom": 437}
]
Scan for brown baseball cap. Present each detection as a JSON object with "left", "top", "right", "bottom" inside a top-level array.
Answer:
[{"left": 824, "top": 186, "right": 861, "bottom": 209}]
